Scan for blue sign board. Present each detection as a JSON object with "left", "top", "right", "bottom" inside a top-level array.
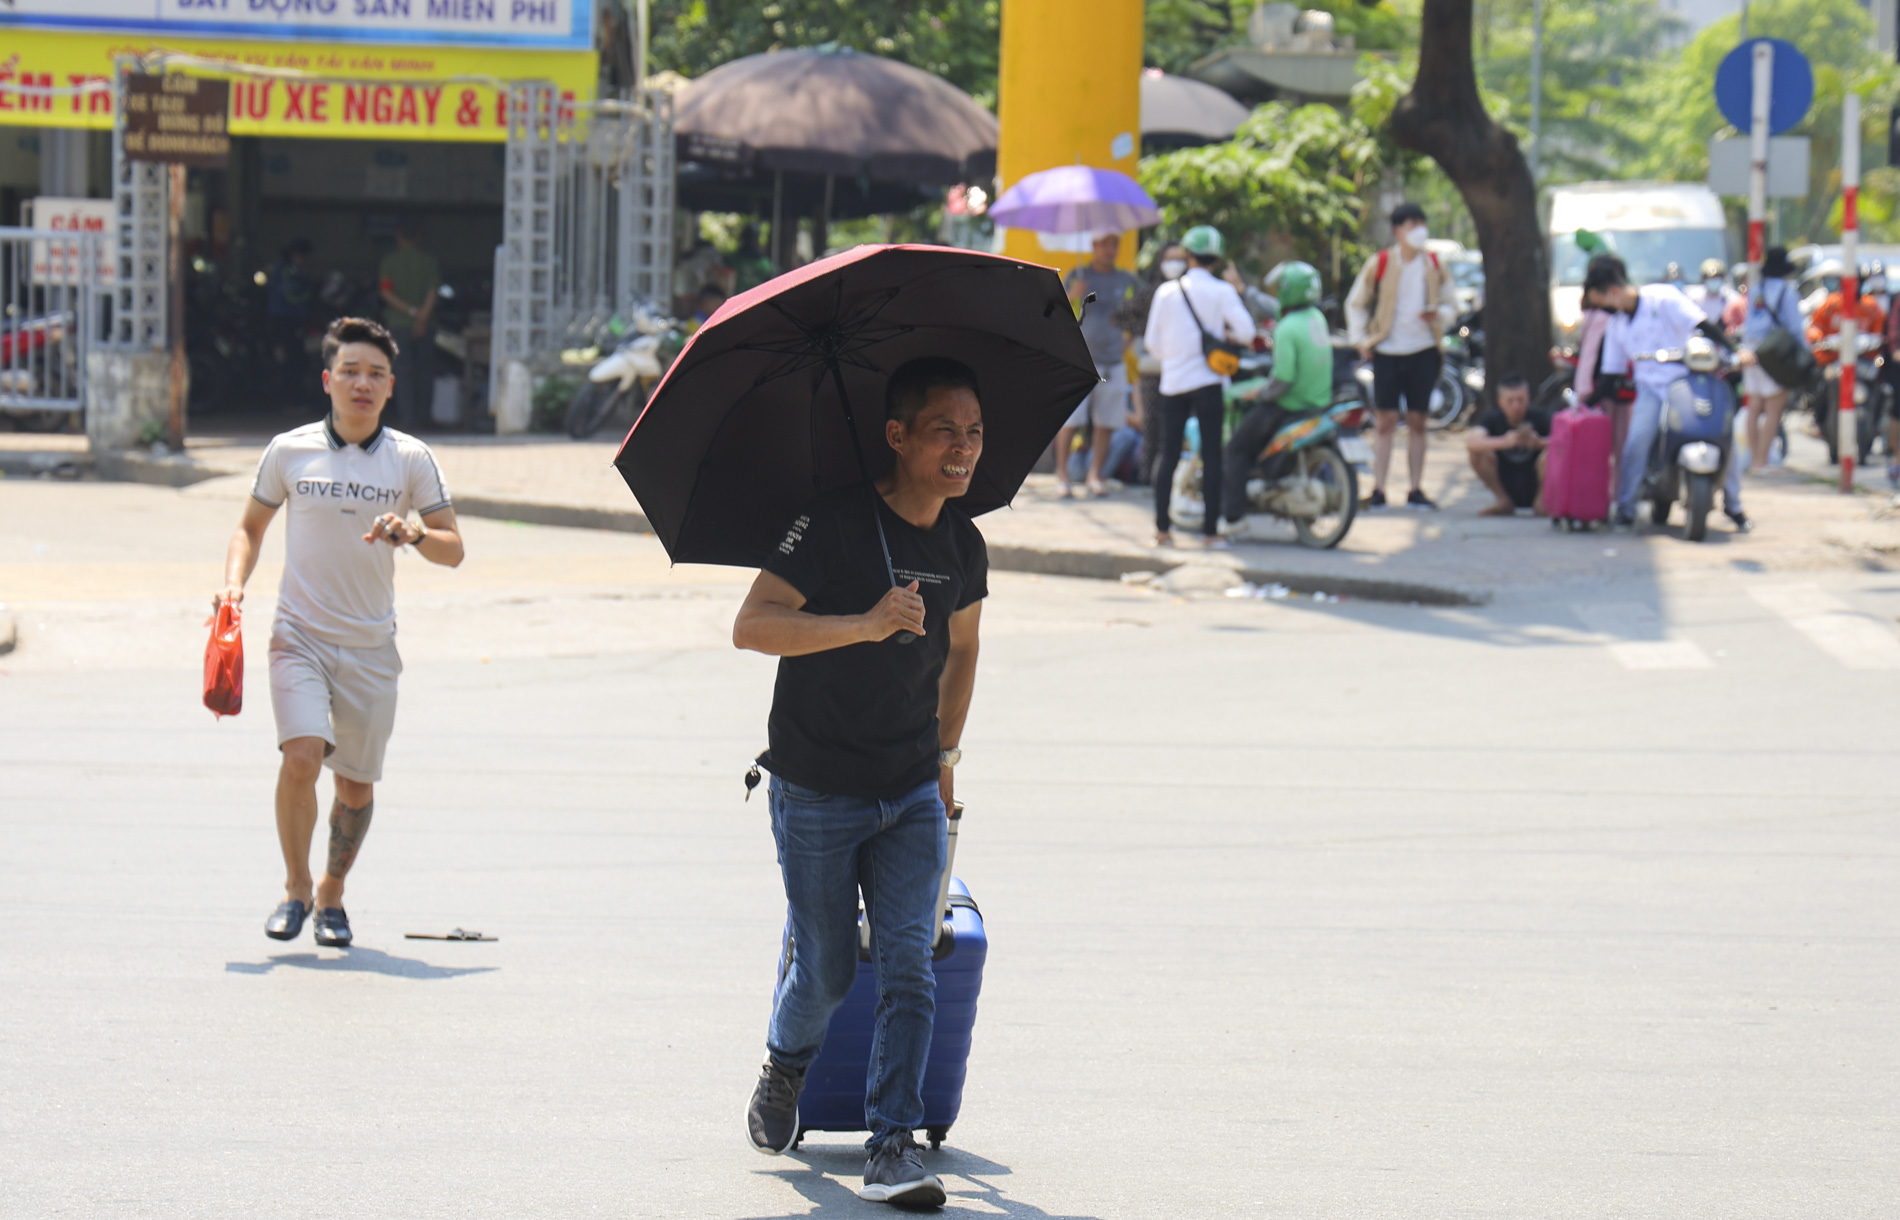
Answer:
[{"left": 1715, "top": 38, "right": 1813, "bottom": 136}]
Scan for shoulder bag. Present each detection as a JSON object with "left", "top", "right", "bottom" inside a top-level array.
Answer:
[
  {"left": 1750, "top": 279, "right": 1817, "bottom": 391},
  {"left": 1177, "top": 280, "right": 1242, "bottom": 378}
]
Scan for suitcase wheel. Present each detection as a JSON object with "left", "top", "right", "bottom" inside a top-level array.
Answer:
[{"left": 925, "top": 1125, "right": 949, "bottom": 1152}]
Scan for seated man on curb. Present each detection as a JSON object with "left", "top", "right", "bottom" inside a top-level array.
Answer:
[{"left": 1466, "top": 374, "right": 1548, "bottom": 516}]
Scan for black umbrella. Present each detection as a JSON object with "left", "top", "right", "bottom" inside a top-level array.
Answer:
[
  {"left": 612, "top": 244, "right": 1099, "bottom": 571},
  {"left": 675, "top": 47, "right": 998, "bottom": 184}
]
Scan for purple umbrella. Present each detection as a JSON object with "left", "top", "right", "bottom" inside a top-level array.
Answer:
[{"left": 987, "top": 165, "right": 1161, "bottom": 234}]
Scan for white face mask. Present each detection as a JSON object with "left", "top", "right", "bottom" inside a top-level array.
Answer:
[
  {"left": 1160, "top": 259, "right": 1187, "bottom": 280},
  {"left": 1403, "top": 226, "right": 1429, "bottom": 250},
  {"left": 1705, "top": 278, "right": 1723, "bottom": 292}
]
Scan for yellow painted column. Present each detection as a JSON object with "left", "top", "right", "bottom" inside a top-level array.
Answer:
[{"left": 995, "top": 0, "right": 1144, "bottom": 273}]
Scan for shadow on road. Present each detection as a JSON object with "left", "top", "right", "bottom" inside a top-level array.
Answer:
[
  {"left": 224, "top": 947, "right": 496, "bottom": 979},
  {"left": 740, "top": 1145, "right": 1104, "bottom": 1219}
]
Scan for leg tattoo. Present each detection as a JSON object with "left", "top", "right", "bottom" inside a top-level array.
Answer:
[{"left": 326, "top": 798, "right": 375, "bottom": 881}]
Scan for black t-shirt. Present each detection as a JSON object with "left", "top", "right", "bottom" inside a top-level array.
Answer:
[
  {"left": 761, "top": 486, "right": 989, "bottom": 800},
  {"left": 1477, "top": 406, "right": 1550, "bottom": 466},
  {"left": 1477, "top": 405, "right": 1550, "bottom": 504}
]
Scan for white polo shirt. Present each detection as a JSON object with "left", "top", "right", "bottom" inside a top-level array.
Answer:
[{"left": 250, "top": 417, "right": 453, "bottom": 649}]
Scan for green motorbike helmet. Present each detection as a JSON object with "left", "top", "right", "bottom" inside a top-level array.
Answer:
[
  {"left": 1265, "top": 260, "right": 1321, "bottom": 310},
  {"left": 1180, "top": 225, "right": 1224, "bottom": 258}
]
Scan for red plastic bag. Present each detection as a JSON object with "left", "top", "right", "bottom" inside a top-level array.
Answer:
[{"left": 203, "top": 602, "right": 244, "bottom": 718}]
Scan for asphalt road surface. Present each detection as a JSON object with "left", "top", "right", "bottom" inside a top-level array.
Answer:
[{"left": 2, "top": 478, "right": 1894, "bottom": 1219}]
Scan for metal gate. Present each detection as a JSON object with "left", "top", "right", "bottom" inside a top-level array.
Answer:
[
  {"left": 0, "top": 226, "right": 105, "bottom": 421},
  {"left": 492, "top": 84, "right": 675, "bottom": 396}
]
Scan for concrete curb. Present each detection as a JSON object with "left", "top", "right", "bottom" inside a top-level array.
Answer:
[
  {"left": 452, "top": 493, "right": 653, "bottom": 534},
  {"left": 68, "top": 461, "right": 1492, "bottom": 607},
  {"left": 94, "top": 451, "right": 232, "bottom": 488},
  {"left": 0, "top": 449, "right": 92, "bottom": 480},
  {"left": 441, "top": 501, "right": 1488, "bottom": 605},
  {"left": 986, "top": 543, "right": 1489, "bottom": 606}
]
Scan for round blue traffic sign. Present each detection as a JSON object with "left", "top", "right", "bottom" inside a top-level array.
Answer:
[{"left": 1715, "top": 38, "right": 1813, "bottom": 136}]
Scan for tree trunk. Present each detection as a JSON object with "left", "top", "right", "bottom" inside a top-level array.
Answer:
[{"left": 1390, "top": 0, "right": 1551, "bottom": 394}]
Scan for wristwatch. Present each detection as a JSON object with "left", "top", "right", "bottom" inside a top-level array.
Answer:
[
  {"left": 409, "top": 524, "right": 427, "bottom": 547},
  {"left": 938, "top": 747, "right": 962, "bottom": 768}
]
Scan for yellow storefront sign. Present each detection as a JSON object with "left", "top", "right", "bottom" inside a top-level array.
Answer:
[{"left": 0, "top": 30, "right": 596, "bottom": 142}]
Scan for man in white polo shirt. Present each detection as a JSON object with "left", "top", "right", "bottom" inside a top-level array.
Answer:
[{"left": 217, "top": 316, "right": 465, "bottom": 948}]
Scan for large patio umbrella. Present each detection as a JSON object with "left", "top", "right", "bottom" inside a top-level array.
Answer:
[
  {"left": 1140, "top": 68, "right": 1250, "bottom": 150},
  {"left": 675, "top": 46, "right": 997, "bottom": 184},
  {"left": 612, "top": 244, "right": 1098, "bottom": 572}
]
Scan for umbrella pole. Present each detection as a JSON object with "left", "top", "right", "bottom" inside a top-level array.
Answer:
[{"left": 826, "top": 358, "right": 916, "bottom": 645}]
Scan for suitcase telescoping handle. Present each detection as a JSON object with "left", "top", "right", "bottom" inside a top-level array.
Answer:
[{"left": 930, "top": 801, "right": 964, "bottom": 950}]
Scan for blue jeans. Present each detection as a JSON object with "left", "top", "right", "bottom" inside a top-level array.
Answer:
[
  {"left": 1618, "top": 383, "right": 1743, "bottom": 516},
  {"left": 766, "top": 774, "right": 946, "bottom": 1148},
  {"left": 1067, "top": 424, "right": 1144, "bottom": 483}
]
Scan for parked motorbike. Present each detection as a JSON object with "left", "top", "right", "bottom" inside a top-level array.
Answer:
[
  {"left": 1434, "top": 308, "right": 1485, "bottom": 429},
  {"left": 564, "top": 309, "right": 684, "bottom": 439},
  {"left": 1809, "top": 331, "right": 1886, "bottom": 466},
  {"left": 1635, "top": 336, "right": 1738, "bottom": 542}
]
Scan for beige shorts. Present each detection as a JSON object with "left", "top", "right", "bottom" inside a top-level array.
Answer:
[
  {"left": 1741, "top": 361, "right": 1784, "bottom": 399},
  {"left": 268, "top": 619, "right": 402, "bottom": 783},
  {"left": 1065, "top": 361, "right": 1130, "bottom": 429}
]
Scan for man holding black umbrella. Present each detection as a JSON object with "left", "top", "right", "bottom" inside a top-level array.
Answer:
[{"left": 733, "top": 357, "right": 988, "bottom": 1208}]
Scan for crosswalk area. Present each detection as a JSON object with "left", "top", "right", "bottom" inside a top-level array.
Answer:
[{"left": 1567, "top": 582, "right": 1900, "bottom": 671}]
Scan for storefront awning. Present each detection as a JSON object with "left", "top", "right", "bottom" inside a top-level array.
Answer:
[{"left": 0, "top": 29, "right": 597, "bottom": 142}]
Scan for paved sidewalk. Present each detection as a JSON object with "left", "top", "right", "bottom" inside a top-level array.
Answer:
[{"left": 8, "top": 420, "right": 1899, "bottom": 603}]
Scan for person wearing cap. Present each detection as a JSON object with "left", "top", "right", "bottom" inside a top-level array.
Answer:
[
  {"left": 1740, "top": 246, "right": 1809, "bottom": 472},
  {"left": 1217, "top": 261, "right": 1334, "bottom": 535},
  {"left": 1346, "top": 202, "right": 1456, "bottom": 511},
  {"left": 1056, "top": 231, "right": 1142, "bottom": 498},
  {"left": 1142, "top": 224, "right": 1254, "bottom": 548}
]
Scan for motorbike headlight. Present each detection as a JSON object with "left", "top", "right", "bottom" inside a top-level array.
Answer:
[
  {"left": 1463, "top": 368, "right": 1486, "bottom": 390},
  {"left": 1679, "top": 441, "right": 1722, "bottom": 474}
]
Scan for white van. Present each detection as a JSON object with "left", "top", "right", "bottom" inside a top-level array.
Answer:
[{"left": 1546, "top": 182, "right": 1729, "bottom": 341}]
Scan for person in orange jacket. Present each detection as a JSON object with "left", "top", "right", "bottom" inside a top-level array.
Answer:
[{"left": 1807, "top": 264, "right": 1886, "bottom": 366}]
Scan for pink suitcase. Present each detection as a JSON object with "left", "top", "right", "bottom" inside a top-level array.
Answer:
[{"left": 1544, "top": 404, "right": 1613, "bottom": 529}]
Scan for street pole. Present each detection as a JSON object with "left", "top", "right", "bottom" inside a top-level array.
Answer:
[
  {"left": 1746, "top": 42, "right": 1771, "bottom": 304},
  {"left": 1839, "top": 91, "right": 1861, "bottom": 493},
  {"left": 167, "top": 161, "right": 186, "bottom": 452},
  {"left": 633, "top": 0, "right": 647, "bottom": 94},
  {"left": 1739, "top": 0, "right": 1749, "bottom": 42},
  {"left": 1529, "top": 0, "right": 1546, "bottom": 180}
]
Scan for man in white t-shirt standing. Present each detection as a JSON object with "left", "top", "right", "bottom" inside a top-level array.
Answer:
[
  {"left": 1347, "top": 203, "right": 1456, "bottom": 510},
  {"left": 217, "top": 317, "right": 465, "bottom": 948},
  {"left": 1142, "top": 224, "right": 1255, "bottom": 548}
]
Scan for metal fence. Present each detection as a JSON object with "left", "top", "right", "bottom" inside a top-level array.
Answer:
[
  {"left": 0, "top": 227, "right": 105, "bottom": 420},
  {"left": 492, "top": 84, "right": 675, "bottom": 398}
]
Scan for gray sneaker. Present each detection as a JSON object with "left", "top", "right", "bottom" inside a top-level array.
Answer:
[
  {"left": 859, "top": 1133, "right": 945, "bottom": 1207},
  {"left": 746, "top": 1059, "right": 805, "bottom": 1155}
]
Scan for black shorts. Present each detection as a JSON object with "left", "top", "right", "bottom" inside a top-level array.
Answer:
[
  {"left": 1372, "top": 347, "right": 1442, "bottom": 415},
  {"left": 1497, "top": 454, "right": 1540, "bottom": 509}
]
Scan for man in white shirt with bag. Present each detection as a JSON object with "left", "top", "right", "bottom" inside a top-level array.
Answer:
[
  {"left": 1347, "top": 202, "right": 1457, "bottom": 510},
  {"left": 1141, "top": 224, "right": 1254, "bottom": 549},
  {"left": 217, "top": 316, "right": 466, "bottom": 948}
]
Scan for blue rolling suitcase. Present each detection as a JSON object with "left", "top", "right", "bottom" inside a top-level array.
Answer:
[{"left": 780, "top": 803, "right": 987, "bottom": 1151}]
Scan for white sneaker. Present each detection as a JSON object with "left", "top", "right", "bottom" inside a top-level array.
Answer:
[{"left": 1216, "top": 516, "right": 1250, "bottom": 539}]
